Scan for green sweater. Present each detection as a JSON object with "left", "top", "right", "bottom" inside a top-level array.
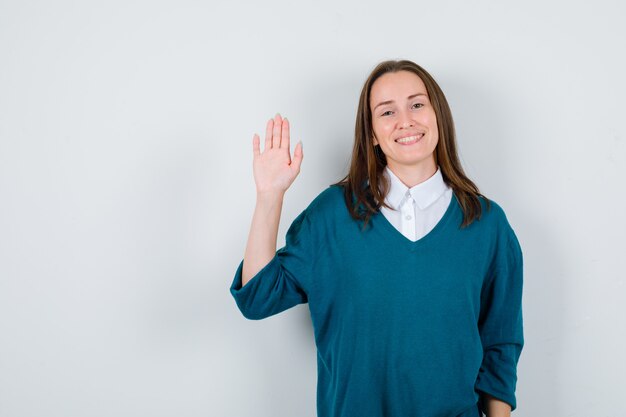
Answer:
[{"left": 230, "top": 185, "right": 524, "bottom": 417}]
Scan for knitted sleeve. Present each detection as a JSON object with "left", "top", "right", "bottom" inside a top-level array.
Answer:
[
  {"left": 229, "top": 208, "right": 316, "bottom": 320},
  {"left": 475, "top": 226, "right": 524, "bottom": 412}
]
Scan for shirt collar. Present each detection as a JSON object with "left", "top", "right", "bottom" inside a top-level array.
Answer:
[{"left": 382, "top": 165, "right": 449, "bottom": 210}]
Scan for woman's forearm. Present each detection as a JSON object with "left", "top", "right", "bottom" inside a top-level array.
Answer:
[
  {"left": 484, "top": 393, "right": 512, "bottom": 417},
  {"left": 241, "top": 190, "right": 285, "bottom": 286}
]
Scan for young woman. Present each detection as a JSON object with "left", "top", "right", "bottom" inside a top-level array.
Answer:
[{"left": 230, "top": 59, "right": 524, "bottom": 417}]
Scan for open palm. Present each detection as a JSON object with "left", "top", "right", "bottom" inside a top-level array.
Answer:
[{"left": 252, "top": 113, "right": 303, "bottom": 195}]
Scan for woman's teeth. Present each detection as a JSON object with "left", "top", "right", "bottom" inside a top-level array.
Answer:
[{"left": 395, "top": 134, "right": 423, "bottom": 144}]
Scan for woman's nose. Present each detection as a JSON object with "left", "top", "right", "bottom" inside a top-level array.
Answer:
[{"left": 398, "top": 112, "right": 415, "bottom": 128}]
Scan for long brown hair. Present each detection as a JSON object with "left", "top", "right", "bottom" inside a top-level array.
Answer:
[{"left": 332, "top": 59, "right": 490, "bottom": 230}]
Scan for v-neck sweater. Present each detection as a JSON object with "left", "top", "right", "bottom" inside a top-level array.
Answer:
[
  {"left": 230, "top": 184, "right": 524, "bottom": 417},
  {"left": 379, "top": 165, "right": 453, "bottom": 242}
]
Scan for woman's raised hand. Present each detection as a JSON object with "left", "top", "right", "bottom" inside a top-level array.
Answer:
[{"left": 252, "top": 113, "right": 303, "bottom": 196}]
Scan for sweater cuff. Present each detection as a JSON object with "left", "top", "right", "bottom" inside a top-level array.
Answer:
[
  {"left": 474, "top": 342, "right": 521, "bottom": 411},
  {"left": 230, "top": 254, "right": 281, "bottom": 319},
  {"left": 229, "top": 254, "right": 308, "bottom": 320},
  {"left": 230, "top": 254, "right": 279, "bottom": 293}
]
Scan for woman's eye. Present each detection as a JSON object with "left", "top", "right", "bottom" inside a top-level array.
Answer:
[
  {"left": 381, "top": 110, "right": 393, "bottom": 116},
  {"left": 412, "top": 103, "right": 423, "bottom": 109}
]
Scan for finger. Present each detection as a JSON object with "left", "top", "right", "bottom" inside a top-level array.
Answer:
[
  {"left": 264, "top": 119, "right": 273, "bottom": 151},
  {"left": 280, "top": 117, "right": 290, "bottom": 150},
  {"left": 252, "top": 134, "right": 260, "bottom": 157},
  {"left": 272, "top": 113, "right": 282, "bottom": 149},
  {"left": 291, "top": 140, "right": 303, "bottom": 173}
]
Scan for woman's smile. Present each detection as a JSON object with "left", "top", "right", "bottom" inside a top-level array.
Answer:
[{"left": 395, "top": 133, "right": 424, "bottom": 145}]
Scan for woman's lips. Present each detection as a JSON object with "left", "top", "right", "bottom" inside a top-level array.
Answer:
[{"left": 394, "top": 133, "right": 424, "bottom": 145}]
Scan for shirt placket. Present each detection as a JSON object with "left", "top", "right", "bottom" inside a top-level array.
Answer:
[{"left": 400, "top": 191, "right": 416, "bottom": 241}]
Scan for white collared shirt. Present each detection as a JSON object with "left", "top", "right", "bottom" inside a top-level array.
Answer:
[{"left": 379, "top": 165, "right": 453, "bottom": 242}]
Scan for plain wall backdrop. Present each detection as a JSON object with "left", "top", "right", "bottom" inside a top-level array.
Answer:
[{"left": 1, "top": 0, "right": 624, "bottom": 416}]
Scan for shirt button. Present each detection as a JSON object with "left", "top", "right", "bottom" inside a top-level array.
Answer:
[{"left": 405, "top": 215, "right": 412, "bottom": 220}]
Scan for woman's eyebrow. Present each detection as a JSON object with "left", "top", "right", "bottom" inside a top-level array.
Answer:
[{"left": 373, "top": 93, "right": 427, "bottom": 110}]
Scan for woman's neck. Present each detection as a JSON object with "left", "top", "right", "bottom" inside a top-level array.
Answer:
[{"left": 387, "top": 161, "right": 438, "bottom": 188}]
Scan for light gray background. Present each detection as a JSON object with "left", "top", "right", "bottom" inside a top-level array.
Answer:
[{"left": 1, "top": 0, "right": 624, "bottom": 416}]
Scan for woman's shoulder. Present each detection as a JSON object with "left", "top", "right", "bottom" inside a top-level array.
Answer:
[
  {"left": 475, "top": 194, "right": 518, "bottom": 236},
  {"left": 305, "top": 184, "right": 346, "bottom": 216},
  {"left": 476, "top": 194, "right": 523, "bottom": 259}
]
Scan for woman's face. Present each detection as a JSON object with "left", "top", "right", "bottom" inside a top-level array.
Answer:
[{"left": 369, "top": 70, "right": 439, "bottom": 174}]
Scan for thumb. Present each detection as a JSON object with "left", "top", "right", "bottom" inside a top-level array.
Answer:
[{"left": 291, "top": 141, "right": 303, "bottom": 172}]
